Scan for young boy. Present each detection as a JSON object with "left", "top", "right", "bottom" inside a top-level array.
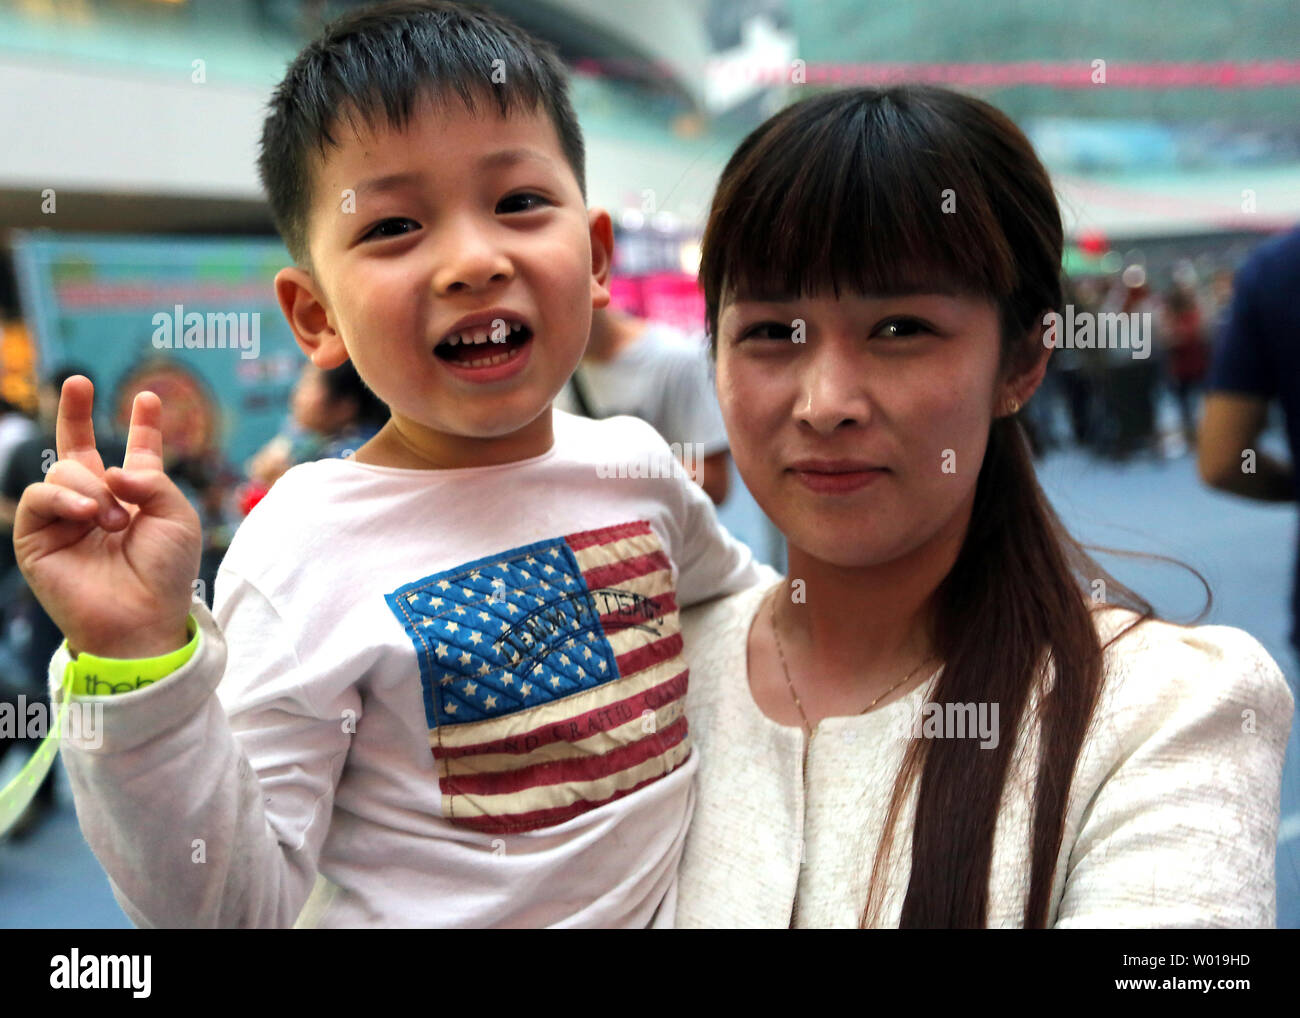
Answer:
[{"left": 12, "top": 1, "right": 771, "bottom": 927}]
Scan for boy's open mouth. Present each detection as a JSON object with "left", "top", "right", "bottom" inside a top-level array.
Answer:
[{"left": 434, "top": 322, "right": 533, "bottom": 367}]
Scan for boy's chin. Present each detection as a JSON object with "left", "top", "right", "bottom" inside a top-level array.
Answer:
[{"left": 435, "top": 402, "right": 554, "bottom": 441}]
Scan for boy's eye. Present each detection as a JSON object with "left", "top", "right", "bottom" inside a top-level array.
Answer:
[
  {"left": 497, "top": 192, "right": 550, "bottom": 214},
  {"left": 363, "top": 218, "right": 419, "bottom": 241}
]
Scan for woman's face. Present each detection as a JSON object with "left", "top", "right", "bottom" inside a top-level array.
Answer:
[{"left": 715, "top": 290, "right": 1009, "bottom": 569}]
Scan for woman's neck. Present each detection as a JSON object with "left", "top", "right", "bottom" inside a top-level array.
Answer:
[{"left": 774, "top": 495, "right": 972, "bottom": 690}]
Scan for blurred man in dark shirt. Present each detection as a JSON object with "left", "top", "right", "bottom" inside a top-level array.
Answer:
[{"left": 1198, "top": 227, "right": 1300, "bottom": 654}]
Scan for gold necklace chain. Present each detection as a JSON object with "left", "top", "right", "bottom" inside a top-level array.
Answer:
[
  {"left": 768, "top": 586, "right": 936, "bottom": 928},
  {"left": 766, "top": 587, "right": 936, "bottom": 738}
]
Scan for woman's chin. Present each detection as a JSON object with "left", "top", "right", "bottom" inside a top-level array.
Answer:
[{"left": 781, "top": 529, "right": 911, "bottom": 571}]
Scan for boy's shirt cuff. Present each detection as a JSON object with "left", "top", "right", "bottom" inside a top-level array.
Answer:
[{"left": 65, "top": 615, "right": 201, "bottom": 696}]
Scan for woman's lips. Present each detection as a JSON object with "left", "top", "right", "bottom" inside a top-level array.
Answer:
[{"left": 789, "top": 465, "right": 888, "bottom": 493}]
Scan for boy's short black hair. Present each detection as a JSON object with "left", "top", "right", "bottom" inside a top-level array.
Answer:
[{"left": 257, "top": 0, "right": 587, "bottom": 268}]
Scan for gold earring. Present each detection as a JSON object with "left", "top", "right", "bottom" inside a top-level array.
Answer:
[{"left": 1006, "top": 397, "right": 1021, "bottom": 415}]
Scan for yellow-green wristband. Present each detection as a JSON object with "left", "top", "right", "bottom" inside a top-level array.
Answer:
[{"left": 67, "top": 615, "right": 200, "bottom": 696}]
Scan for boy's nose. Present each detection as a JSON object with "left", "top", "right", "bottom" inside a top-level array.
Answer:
[{"left": 432, "top": 225, "right": 514, "bottom": 295}]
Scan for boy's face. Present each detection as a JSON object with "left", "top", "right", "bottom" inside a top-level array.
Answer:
[{"left": 275, "top": 93, "right": 611, "bottom": 465}]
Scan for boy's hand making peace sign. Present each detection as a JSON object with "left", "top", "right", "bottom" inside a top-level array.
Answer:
[{"left": 12, "top": 376, "right": 201, "bottom": 660}]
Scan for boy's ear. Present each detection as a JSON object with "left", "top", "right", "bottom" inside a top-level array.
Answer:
[
  {"left": 588, "top": 207, "right": 614, "bottom": 310},
  {"left": 274, "top": 266, "right": 350, "bottom": 370}
]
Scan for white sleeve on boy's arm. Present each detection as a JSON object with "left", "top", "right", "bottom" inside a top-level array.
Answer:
[{"left": 49, "top": 569, "right": 354, "bottom": 928}]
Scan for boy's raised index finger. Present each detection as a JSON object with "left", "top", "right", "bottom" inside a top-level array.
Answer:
[
  {"left": 122, "top": 390, "right": 165, "bottom": 472},
  {"left": 54, "top": 375, "right": 107, "bottom": 475}
]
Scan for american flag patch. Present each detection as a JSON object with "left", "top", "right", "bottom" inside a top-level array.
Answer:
[{"left": 385, "top": 520, "right": 691, "bottom": 834}]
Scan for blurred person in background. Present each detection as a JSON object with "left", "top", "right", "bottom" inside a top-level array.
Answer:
[
  {"left": 0, "top": 395, "right": 39, "bottom": 597},
  {"left": 1096, "top": 266, "right": 1162, "bottom": 460},
  {"left": 0, "top": 394, "right": 39, "bottom": 825},
  {"left": 0, "top": 396, "right": 38, "bottom": 478},
  {"left": 171, "top": 450, "right": 242, "bottom": 608},
  {"left": 554, "top": 306, "right": 731, "bottom": 505},
  {"left": 0, "top": 367, "right": 127, "bottom": 836},
  {"left": 241, "top": 359, "right": 389, "bottom": 513},
  {"left": 1053, "top": 276, "right": 1102, "bottom": 449},
  {"left": 1198, "top": 226, "right": 1300, "bottom": 659},
  {"left": 1161, "top": 279, "right": 1210, "bottom": 448}
]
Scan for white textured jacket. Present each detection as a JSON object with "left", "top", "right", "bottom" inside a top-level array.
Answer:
[{"left": 676, "top": 580, "right": 1294, "bottom": 928}]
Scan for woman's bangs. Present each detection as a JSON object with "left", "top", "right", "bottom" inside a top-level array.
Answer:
[{"left": 706, "top": 89, "right": 1017, "bottom": 312}]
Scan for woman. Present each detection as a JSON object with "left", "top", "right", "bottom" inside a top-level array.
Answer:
[{"left": 675, "top": 85, "right": 1293, "bottom": 928}]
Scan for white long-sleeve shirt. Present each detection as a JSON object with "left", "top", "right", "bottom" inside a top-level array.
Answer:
[
  {"left": 676, "top": 580, "right": 1295, "bottom": 927},
  {"left": 48, "top": 409, "right": 771, "bottom": 928}
]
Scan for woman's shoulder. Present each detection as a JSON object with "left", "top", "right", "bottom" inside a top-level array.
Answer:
[
  {"left": 1079, "top": 604, "right": 1293, "bottom": 762},
  {"left": 1049, "top": 605, "right": 1294, "bottom": 927},
  {"left": 1092, "top": 605, "right": 1291, "bottom": 703}
]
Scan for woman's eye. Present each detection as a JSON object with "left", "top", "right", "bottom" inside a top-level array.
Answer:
[
  {"left": 740, "top": 321, "right": 794, "bottom": 341},
  {"left": 497, "top": 193, "right": 549, "bottom": 214},
  {"left": 363, "top": 218, "right": 418, "bottom": 241},
  {"left": 875, "top": 318, "right": 930, "bottom": 339}
]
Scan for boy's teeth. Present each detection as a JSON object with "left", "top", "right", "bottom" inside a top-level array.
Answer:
[
  {"left": 450, "top": 339, "right": 526, "bottom": 367},
  {"left": 442, "top": 322, "right": 527, "bottom": 347}
]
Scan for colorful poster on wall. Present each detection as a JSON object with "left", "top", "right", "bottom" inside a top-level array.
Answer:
[{"left": 12, "top": 232, "right": 304, "bottom": 469}]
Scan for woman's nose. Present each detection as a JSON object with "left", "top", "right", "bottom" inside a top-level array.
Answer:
[{"left": 794, "top": 342, "right": 872, "bottom": 434}]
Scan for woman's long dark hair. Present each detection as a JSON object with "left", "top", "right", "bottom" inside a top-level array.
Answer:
[{"left": 699, "top": 85, "right": 1204, "bottom": 928}]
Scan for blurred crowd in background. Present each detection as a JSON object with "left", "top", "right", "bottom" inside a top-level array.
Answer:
[{"left": 1024, "top": 259, "right": 1230, "bottom": 459}]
